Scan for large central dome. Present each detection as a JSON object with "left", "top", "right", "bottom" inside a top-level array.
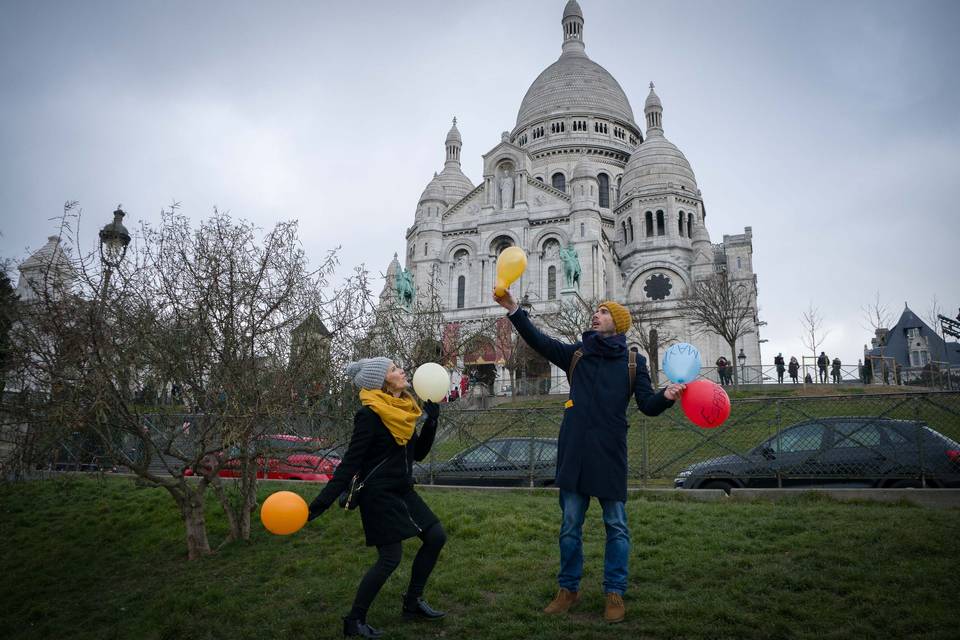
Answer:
[
  {"left": 516, "top": 50, "right": 636, "bottom": 129},
  {"left": 515, "top": 0, "right": 636, "bottom": 132}
]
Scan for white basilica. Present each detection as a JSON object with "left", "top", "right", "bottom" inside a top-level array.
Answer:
[{"left": 382, "top": 0, "right": 761, "bottom": 392}]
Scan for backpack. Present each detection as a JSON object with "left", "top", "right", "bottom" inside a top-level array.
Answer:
[{"left": 566, "top": 348, "right": 637, "bottom": 401}]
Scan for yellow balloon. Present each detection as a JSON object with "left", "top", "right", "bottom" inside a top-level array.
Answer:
[
  {"left": 495, "top": 247, "right": 527, "bottom": 296},
  {"left": 260, "top": 491, "right": 308, "bottom": 536},
  {"left": 413, "top": 362, "right": 450, "bottom": 402}
]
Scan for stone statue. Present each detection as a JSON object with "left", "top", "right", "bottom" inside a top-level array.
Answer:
[
  {"left": 395, "top": 268, "right": 415, "bottom": 308},
  {"left": 499, "top": 171, "right": 514, "bottom": 209},
  {"left": 559, "top": 244, "right": 581, "bottom": 289}
]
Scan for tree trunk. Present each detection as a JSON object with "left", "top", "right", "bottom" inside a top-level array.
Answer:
[
  {"left": 730, "top": 344, "right": 740, "bottom": 387},
  {"left": 648, "top": 329, "right": 660, "bottom": 388},
  {"left": 169, "top": 485, "right": 212, "bottom": 560}
]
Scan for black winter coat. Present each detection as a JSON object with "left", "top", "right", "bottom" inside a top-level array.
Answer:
[
  {"left": 309, "top": 406, "right": 439, "bottom": 546},
  {"left": 509, "top": 308, "right": 673, "bottom": 502}
]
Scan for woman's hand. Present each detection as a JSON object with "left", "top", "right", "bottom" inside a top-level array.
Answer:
[
  {"left": 423, "top": 400, "right": 440, "bottom": 420},
  {"left": 664, "top": 383, "right": 686, "bottom": 401}
]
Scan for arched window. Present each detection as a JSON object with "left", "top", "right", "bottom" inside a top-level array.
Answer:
[
  {"left": 580, "top": 222, "right": 585, "bottom": 237},
  {"left": 645, "top": 211, "right": 654, "bottom": 237},
  {"left": 621, "top": 221, "right": 627, "bottom": 243},
  {"left": 598, "top": 173, "right": 609, "bottom": 208},
  {"left": 536, "top": 176, "right": 544, "bottom": 182},
  {"left": 424, "top": 242, "right": 428, "bottom": 256},
  {"left": 457, "top": 275, "right": 465, "bottom": 309},
  {"left": 552, "top": 172, "right": 566, "bottom": 192},
  {"left": 547, "top": 266, "right": 557, "bottom": 300},
  {"left": 736, "top": 256, "right": 742, "bottom": 270},
  {"left": 687, "top": 212, "right": 694, "bottom": 238},
  {"left": 656, "top": 210, "right": 665, "bottom": 236},
  {"left": 679, "top": 210, "right": 685, "bottom": 235},
  {"left": 628, "top": 217, "right": 635, "bottom": 243}
]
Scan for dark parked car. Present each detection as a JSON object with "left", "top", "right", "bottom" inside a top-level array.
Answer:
[
  {"left": 674, "top": 418, "right": 960, "bottom": 491},
  {"left": 418, "top": 437, "right": 558, "bottom": 487}
]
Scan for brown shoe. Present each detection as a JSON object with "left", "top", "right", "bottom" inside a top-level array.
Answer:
[
  {"left": 543, "top": 588, "right": 580, "bottom": 614},
  {"left": 604, "top": 592, "right": 625, "bottom": 623}
]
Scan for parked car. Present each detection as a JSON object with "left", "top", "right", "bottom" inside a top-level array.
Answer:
[
  {"left": 417, "top": 437, "right": 558, "bottom": 487},
  {"left": 186, "top": 434, "right": 340, "bottom": 482},
  {"left": 674, "top": 418, "right": 960, "bottom": 491}
]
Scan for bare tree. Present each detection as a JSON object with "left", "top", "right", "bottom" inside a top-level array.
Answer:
[
  {"left": 860, "top": 290, "right": 891, "bottom": 353},
  {"left": 540, "top": 296, "right": 594, "bottom": 343},
  {"left": 628, "top": 300, "right": 678, "bottom": 388},
  {"left": 4, "top": 205, "right": 355, "bottom": 559},
  {"left": 680, "top": 271, "right": 755, "bottom": 386},
  {"left": 799, "top": 302, "right": 831, "bottom": 362}
]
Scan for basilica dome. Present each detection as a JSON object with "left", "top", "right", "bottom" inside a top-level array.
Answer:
[
  {"left": 620, "top": 84, "right": 698, "bottom": 195},
  {"left": 515, "top": 51, "right": 636, "bottom": 130}
]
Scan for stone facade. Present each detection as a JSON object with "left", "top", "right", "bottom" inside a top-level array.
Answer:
[{"left": 384, "top": 0, "right": 762, "bottom": 390}]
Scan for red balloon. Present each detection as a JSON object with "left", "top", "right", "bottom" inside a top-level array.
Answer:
[{"left": 680, "top": 379, "right": 731, "bottom": 429}]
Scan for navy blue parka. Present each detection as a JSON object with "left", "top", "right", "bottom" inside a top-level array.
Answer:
[{"left": 508, "top": 307, "right": 673, "bottom": 502}]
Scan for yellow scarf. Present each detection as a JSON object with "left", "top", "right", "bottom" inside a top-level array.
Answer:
[{"left": 358, "top": 388, "right": 421, "bottom": 446}]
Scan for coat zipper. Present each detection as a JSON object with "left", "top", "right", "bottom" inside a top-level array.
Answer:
[{"left": 403, "top": 446, "right": 422, "bottom": 532}]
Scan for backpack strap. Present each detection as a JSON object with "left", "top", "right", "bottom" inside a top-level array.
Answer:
[
  {"left": 566, "top": 348, "right": 637, "bottom": 402},
  {"left": 566, "top": 348, "right": 584, "bottom": 386}
]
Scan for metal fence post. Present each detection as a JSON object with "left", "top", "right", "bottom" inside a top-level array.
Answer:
[
  {"left": 529, "top": 412, "right": 536, "bottom": 488},
  {"left": 775, "top": 399, "right": 783, "bottom": 488},
  {"left": 914, "top": 397, "right": 926, "bottom": 488},
  {"left": 640, "top": 419, "right": 649, "bottom": 487}
]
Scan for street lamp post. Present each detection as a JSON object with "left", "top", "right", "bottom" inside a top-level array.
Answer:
[
  {"left": 738, "top": 348, "right": 747, "bottom": 385},
  {"left": 98, "top": 206, "right": 131, "bottom": 305}
]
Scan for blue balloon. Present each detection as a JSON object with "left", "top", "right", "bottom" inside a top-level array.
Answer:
[{"left": 662, "top": 343, "right": 702, "bottom": 383}]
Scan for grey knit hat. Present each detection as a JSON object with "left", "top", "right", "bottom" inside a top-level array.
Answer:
[{"left": 345, "top": 357, "right": 392, "bottom": 390}]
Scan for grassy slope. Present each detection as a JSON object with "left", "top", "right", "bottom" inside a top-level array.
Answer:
[{"left": 1, "top": 477, "right": 958, "bottom": 640}]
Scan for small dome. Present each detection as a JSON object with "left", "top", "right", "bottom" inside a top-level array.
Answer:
[
  {"left": 621, "top": 134, "right": 698, "bottom": 195},
  {"left": 572, "top": 156, "right": 598, "bottom": 180},
  {"left": 445, "top": 118, "right": 462, "bottom": 145},
  {"left": 563, "top": 0, "right": 583, "bottom": 20},
  {"left": 419, "top": 175, "right": 446, "bottom": 203},
  {"left": 644, "top": 83, "right": 662, "bottom": 110},
  {"left": 435, "top": 165, "right": 475, "bottom": 201}
]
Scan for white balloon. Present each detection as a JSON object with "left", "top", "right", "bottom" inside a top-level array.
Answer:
[{"left": 412, "top": 362, "right": 450, "bottom": 402}]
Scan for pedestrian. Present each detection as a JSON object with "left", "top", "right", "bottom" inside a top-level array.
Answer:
[
  {"left": 817, "top": 352, "right": 829, "bottom": 384},
  {"left": 788, "top": 356, "right": 799, "bottom": 383},
  {"left": 716, "top": 356, "right": 729, "bottom": 386},
  {"left": 774, "top": 353, "right": 785, "bottom": 384},
  {"left": 307, "top": 357, "right": 446, "bottom": 638},
  {"left": 831, "top": 357, "right": 842, "bottom": 384},
  {"left": 862, "top": 358, "right": 872, "bottom": 384},
  {"left": 493, "top": 289, "right": 683, "bottom": 624}
]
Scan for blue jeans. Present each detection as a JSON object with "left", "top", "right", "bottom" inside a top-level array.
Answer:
[{"left": 558, "top": 489, "right": 630, "bottom": 596}]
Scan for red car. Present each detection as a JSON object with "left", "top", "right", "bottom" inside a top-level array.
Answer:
[{"left": 186, "top": 434, "right": 339, "bottom": 482}]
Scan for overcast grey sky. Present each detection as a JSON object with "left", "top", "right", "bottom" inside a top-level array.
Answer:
[{"left": 2, "top": 0, "right": 958, "bottom": 366}]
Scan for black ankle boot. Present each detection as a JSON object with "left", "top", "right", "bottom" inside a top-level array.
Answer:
[
  {"left": 343, "top": 617, "right": 383, "bottom": 638},
  {"left": 402, "top": 595, "right": 446, "bottom": 621}
]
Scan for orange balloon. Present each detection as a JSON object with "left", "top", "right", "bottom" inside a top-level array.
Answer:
[
  {"left": 260, "top": 491, "right": 308, "bottom": 535},
  {"left": 495, "top": 247, "right": 527, "bottom": 296}
]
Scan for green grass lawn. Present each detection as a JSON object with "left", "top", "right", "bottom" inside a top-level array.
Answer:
[{"left": 1, "top": 476, "right": 958, "bottom": 640}]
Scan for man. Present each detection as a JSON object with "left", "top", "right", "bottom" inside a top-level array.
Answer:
[
  {"left": 774, "top": 353, "right": 785, "bottom": 384},
  {"left": 494, "top": 290, "right": 683, "bottom": 624},
  {"left": 831, "top": 357, "right": 842, "bottom": 384},
  {"left": 817, "top": 352, "right": 829, "bottom": 384}
]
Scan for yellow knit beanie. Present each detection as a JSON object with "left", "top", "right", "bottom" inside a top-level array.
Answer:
[{"left": 599, "top": 300, "right": 631, "bottom": 334}]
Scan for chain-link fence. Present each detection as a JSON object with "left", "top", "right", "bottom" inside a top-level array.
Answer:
[
  {"left": 412, "top": 391, "right": 960, "bottom": 488},
  {"left": 13, "top": 392, "right": 959, "bottom": 490}
]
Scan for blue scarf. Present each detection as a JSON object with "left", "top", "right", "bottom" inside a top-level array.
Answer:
[{"left": 580, "top": 331, "right": 626, "bottom": 358}]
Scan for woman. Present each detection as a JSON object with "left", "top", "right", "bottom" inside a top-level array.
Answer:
[
  {"left": 308, "top": 357, "right": 446, "bottom": 638},
  {"left": 788, "top": 356, "right": 800, "bottom": 384}
]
